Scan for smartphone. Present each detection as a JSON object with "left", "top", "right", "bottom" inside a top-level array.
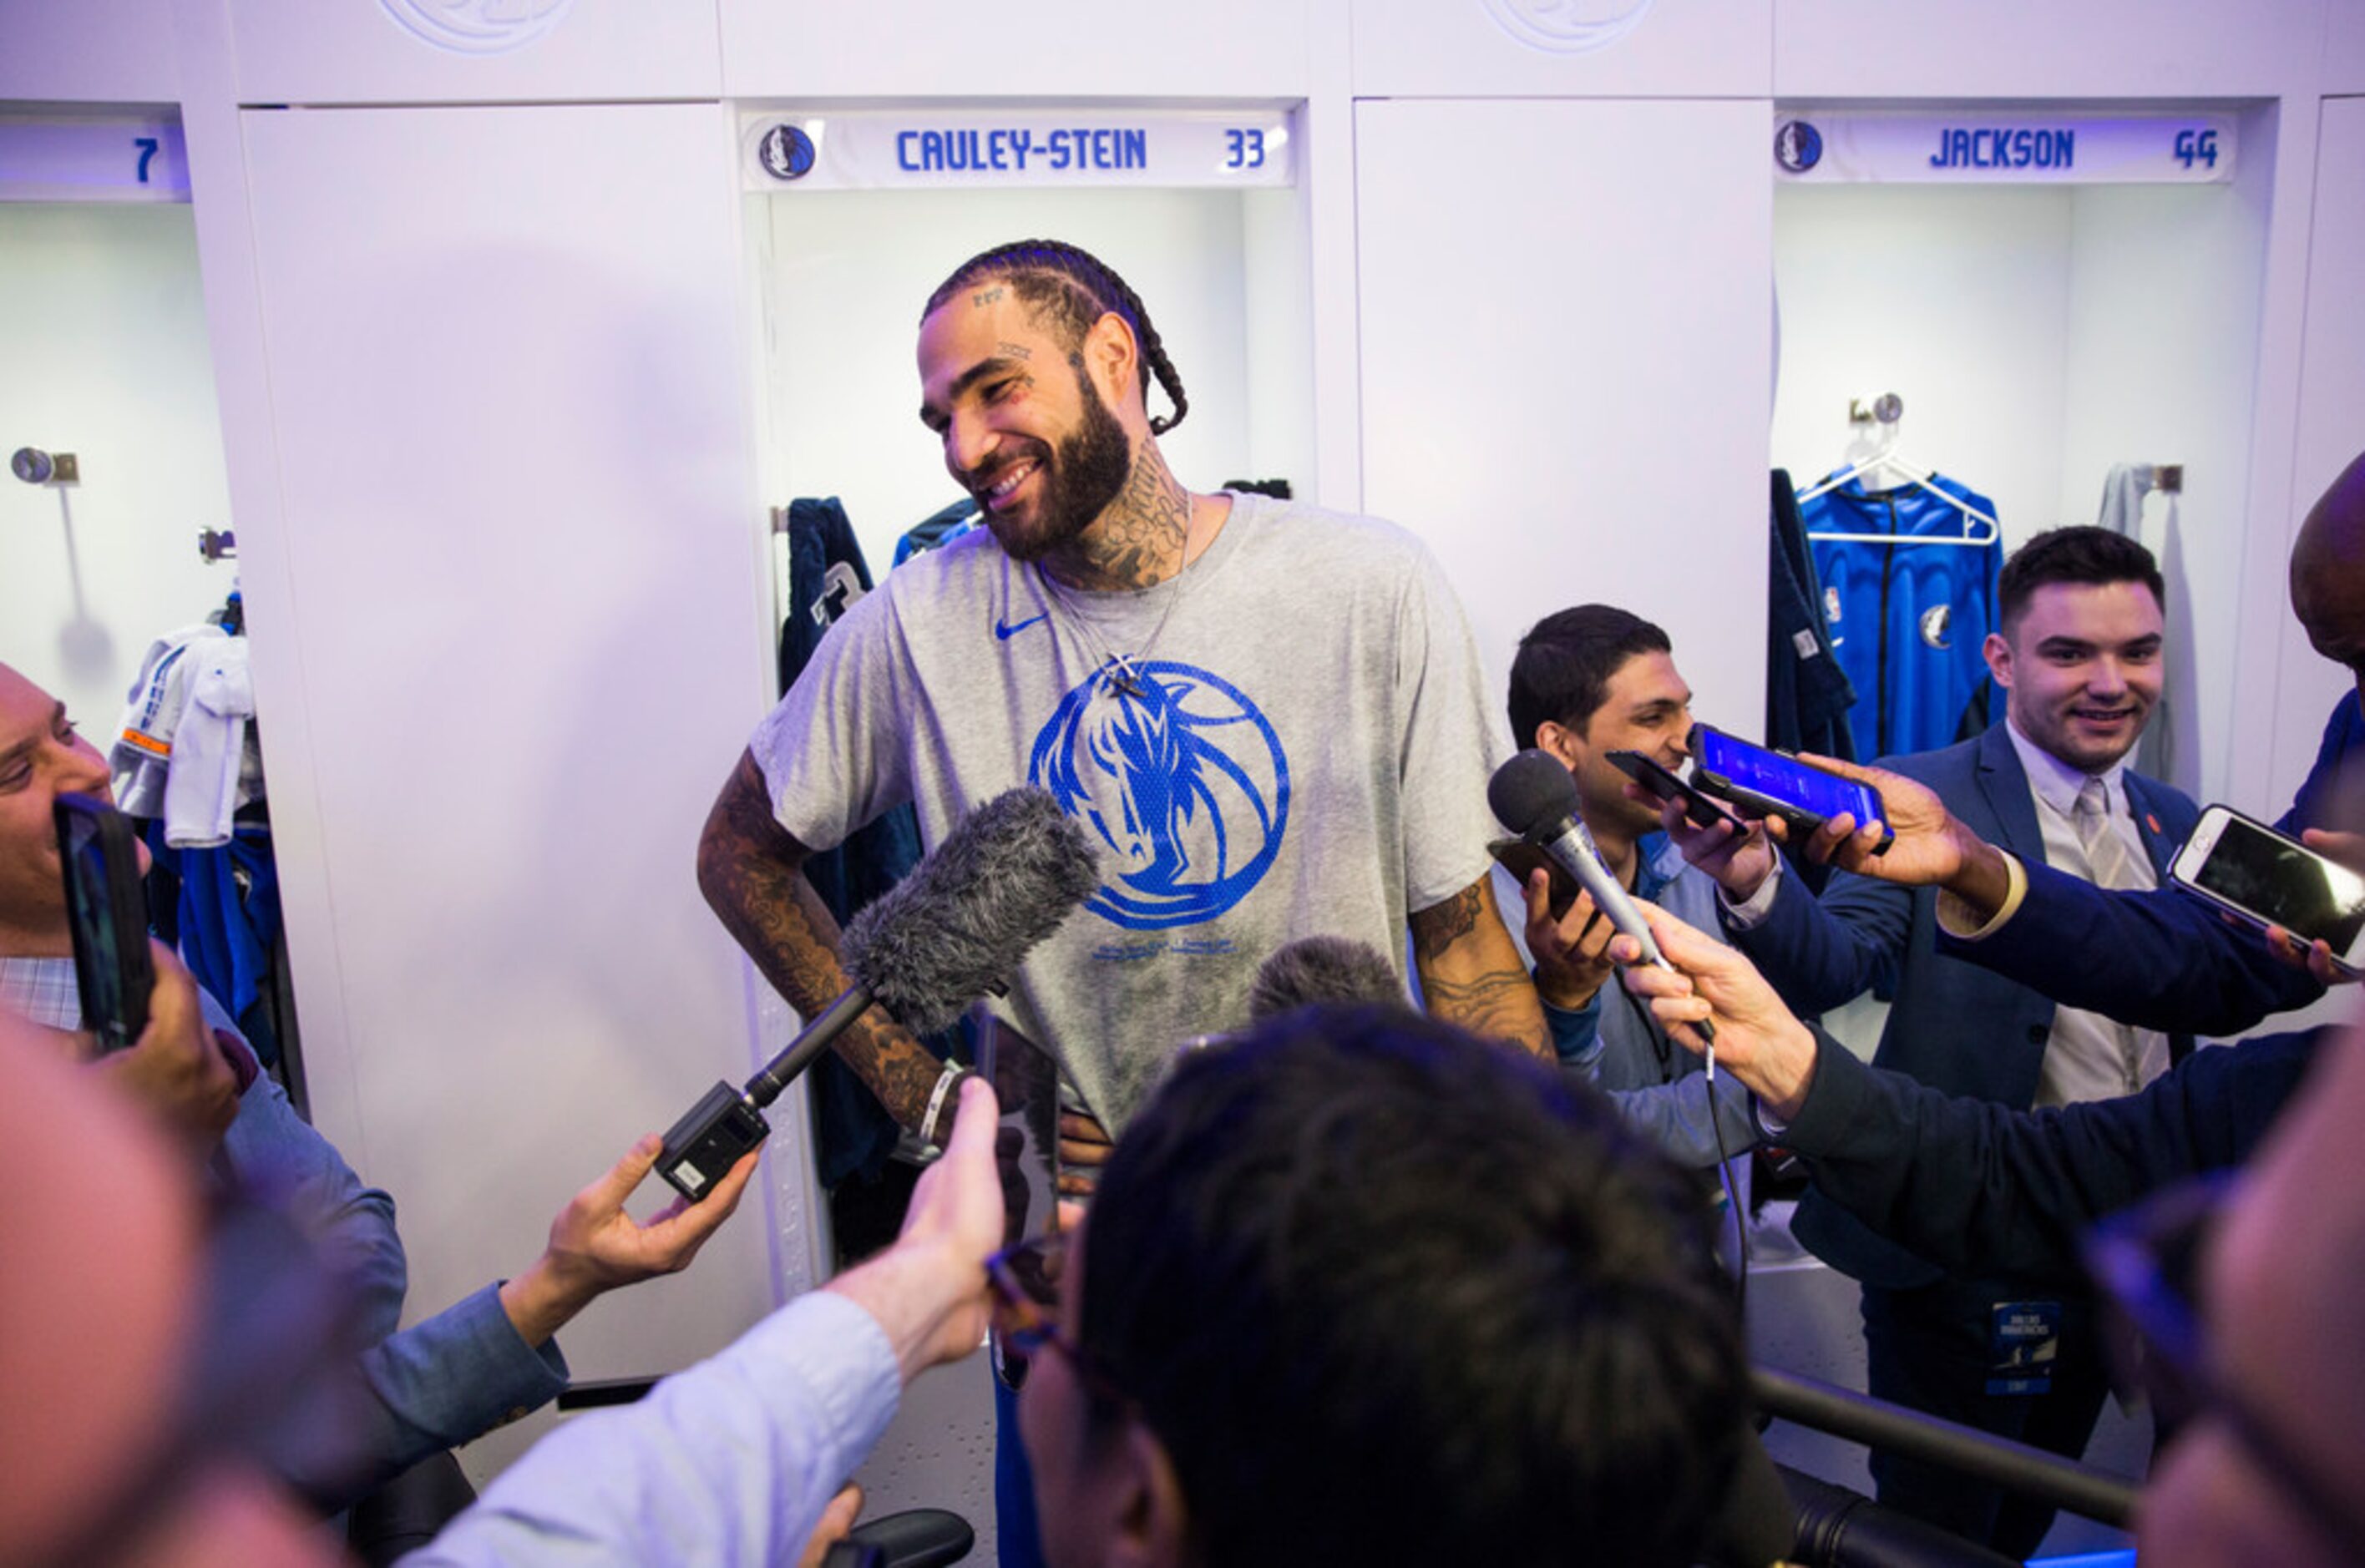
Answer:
[
  {"left": 1605, "top": 750, "right": 1748, "bottom": 833},
  {"left": 2170, "top": 806, "right": 2365, "bottom": 972},
  {"left": 1489, "top": 835, "right": 1583, "bottom": 919},
  {"left": 974, "top": 1007, "right": 1062, "bottom": 1249},
  {"left": 53, "top": 792, "right": 154, "bottom": 1050},
  {"left": 1689, "top": 725, "right": 1894, "bottom": 853}
]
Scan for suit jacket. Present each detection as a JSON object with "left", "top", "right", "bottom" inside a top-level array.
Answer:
[
  {"left": 1939, "top": 692, "right": 2362, "bottom": 1035},
  {"left": 1728, "top": 722, "right": 2203, "bottom": 1285},
  {"left": 1777, "top": 1024, "right": 2324, "bottom": 1289}
]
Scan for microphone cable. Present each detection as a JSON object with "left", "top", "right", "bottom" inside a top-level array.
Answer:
[{"left": 1615, "top": 974, "right": 1749, "bottom": 1313}]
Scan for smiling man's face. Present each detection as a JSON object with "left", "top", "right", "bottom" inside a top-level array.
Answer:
[{"left": 917, "top": 286, "right": 1135, "bottom": 564}]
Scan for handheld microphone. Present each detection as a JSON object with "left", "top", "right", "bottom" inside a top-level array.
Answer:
[
  {"left": 1248, "top": 935, "right": 1408, "bottom": 1019},
  {"left": 1487, "top": 749, "right": 1716, "bottom": 1073},
  {"left": 658, "top": 787, "right": 1100, "bottom": 1201}
]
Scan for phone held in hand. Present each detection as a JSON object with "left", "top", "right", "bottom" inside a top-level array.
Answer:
[
  {"left": 1488, "top": 835, "right": 1583, "bottom": 919},
  {"left": 1689, "top": 725, "right": 1894, "bottom": 854},
  {"left": 53, "top": 792, "right": 154, "bottom": 1051},
  {"left": 974, "top": 1006, "right": 1063, "bottom": 1247},
  {"left": 1604, "top": 749, "right": 1747, "bottom": 833},
  {"left": 2170, "top": 805, "right": 2365, "bottom": 974}
]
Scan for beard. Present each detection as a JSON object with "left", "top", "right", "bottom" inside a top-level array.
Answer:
[{"left": 981, "top": 363, "right": 1134, "bottom": 564}]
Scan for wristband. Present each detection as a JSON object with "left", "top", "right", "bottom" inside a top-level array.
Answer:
[{"left": 920, "top": 1061, "right": 971, "bottom": 1147}]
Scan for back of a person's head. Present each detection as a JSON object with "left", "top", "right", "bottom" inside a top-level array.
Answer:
[{"left": 1080, "top": 1006, "right": 1748, "bottom": 1568}]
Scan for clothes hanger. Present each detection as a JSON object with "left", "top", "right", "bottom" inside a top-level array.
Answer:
[{"left": 1797, "top": 397, "right": 1999, "bottom": 548}]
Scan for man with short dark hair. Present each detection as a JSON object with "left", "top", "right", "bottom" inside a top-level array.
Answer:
[
  {"left": 1022, "top": 1008, "right": 1754, "bottom": 1568},
  {"left": 448, "top": 1018, "right": 1750, "bottom": 1565},
  {"left": 1502, "top": 604, "right": 1758, "bottom": 1166},
  {"left": 1660, "top": 525, "right": 2201, "bottom": 1552}
]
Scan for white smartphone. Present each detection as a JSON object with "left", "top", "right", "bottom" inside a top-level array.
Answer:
[{"left": 2170, "top": 805, "right": 2365, "bottom": 974}]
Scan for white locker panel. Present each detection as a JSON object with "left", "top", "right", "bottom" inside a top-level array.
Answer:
[
  {"left": 1355, "top": 98, "right": 1773, "bottom": 741},
  {"left": 0, "top": 0, "right": 180, "bottom": 102},
  {"left": 1352, "top": 0, "right": 1770, "bottom": 99},
  {"left": 2267, "top": 94, "right": 2365, "bottom": 815},
  {"left": 2332, "top": 10, "right": 2365, "bottom": 93},
  {"left": 1775, "top": 0, "right": 2325, "bottom": 99},
  {"left": 237, "top": 99, "right": 790, "bottom": 1477},
  {"left": 229, "top": 0, "right": 721, "bottom": 105},
  {"left": 719, "top": 0, "right": 1312, "bottom": 99}
]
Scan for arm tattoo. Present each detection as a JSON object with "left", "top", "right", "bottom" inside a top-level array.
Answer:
[
  {"left": 1409, "top": 878, "right": 1551, "bottom": 1056},
  {"left": 1409, "top": 882, "right": 1484, "bottom": 960},
  {"left": 696, "top": 750, "right": 947, "bottom": 1128},
  {"left": 1421, "top": 968, "right": 1543, "bottom": 1042}
]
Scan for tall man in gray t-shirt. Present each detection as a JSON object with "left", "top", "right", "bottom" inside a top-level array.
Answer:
[{"left": 697, "top": 239, "right": 1546, "bottom": 1160}]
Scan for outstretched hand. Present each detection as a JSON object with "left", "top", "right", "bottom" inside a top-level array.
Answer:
[
  {"left": 827, "top": 1074, "right": 1010, "bottom": 1383},
  {"left": 1612, "top": 902, "right": 1821, "bottom": 1121},
  {"left": 1641, "top": 784, "right": 1779, "bottom": 902},
  {"left": 500, "top": 1132, "right": 759, "bottom": 1346}
]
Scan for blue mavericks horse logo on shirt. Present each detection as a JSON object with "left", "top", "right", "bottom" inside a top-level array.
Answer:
[{"left": 1029, "top": 660, "right": 1290, "bottom": 930}]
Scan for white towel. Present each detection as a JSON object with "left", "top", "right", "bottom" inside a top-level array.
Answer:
[{"left": 110, "top": 625, "right": 259, "bottom": 847}]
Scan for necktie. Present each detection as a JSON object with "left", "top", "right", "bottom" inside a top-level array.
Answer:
[
  {"left": 2074, "top": 776, "right": 2144, "bottom": 1090},
  {"left": 2074, "top": 777, "right": 2137, "bottom": 891}
]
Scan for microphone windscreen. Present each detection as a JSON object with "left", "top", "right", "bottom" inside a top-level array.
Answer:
[
  {"left": 1488, "top": 749, "right": 1581, "bottom": 840},
  {"left": 842, "top": 787, "right": 1100, "bottom": 1036},
  {"left": 1248, "top": 937, "right": 1406, "bottom": 1019}
]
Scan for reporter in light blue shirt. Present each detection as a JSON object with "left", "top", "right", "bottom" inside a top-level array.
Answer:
[{"left": 408, "top": 1075, "right": 1007, "bottom": 1568}]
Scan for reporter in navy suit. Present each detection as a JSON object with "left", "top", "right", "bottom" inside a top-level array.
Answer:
[
  {"left": 1665, "top": 528, "right": 2193, "bottom": 1555},
  {"left": 1929, "top": 452, "right": 2365, "bottom": 1029}
]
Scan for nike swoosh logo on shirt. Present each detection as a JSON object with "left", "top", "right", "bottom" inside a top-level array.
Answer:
[{"left": 995, "top": 612, "right": 1048, "bottom": 640}]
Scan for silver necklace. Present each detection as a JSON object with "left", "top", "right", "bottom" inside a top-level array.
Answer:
[{"left": 1034, "top": 503, "right": 1201, "bottom": 700}]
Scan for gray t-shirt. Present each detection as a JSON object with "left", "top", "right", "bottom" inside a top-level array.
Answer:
[{"left": 752, "top": 489, "right": 1504, "bottom": 1130}]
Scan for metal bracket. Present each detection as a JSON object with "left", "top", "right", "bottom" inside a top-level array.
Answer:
[{"left": 10, "top": 447, "right": 78, "bottom": 485}]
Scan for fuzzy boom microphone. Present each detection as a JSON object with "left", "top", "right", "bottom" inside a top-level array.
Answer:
[
  {"left": 658, "top": 787, "right": 1099, "bottom": 1201},
  {"left": 1248, "top": 935, "right": 1408, "bottom": 1019}
]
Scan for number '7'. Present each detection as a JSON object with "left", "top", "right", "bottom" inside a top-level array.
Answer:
[{"left": 134, "top": 137, "right": 160, "bottom": 184}]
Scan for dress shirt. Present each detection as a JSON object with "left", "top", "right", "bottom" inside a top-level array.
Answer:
[
  {"left": 406, "top": 1290, "right": 903, "bottom": 1567},
  {"left": 1998, "top": 721, "right": 2171, "bottom": 1105}
]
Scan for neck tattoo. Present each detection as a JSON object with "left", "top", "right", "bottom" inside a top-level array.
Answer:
[{"left": 1036, "top": 500, "right": 1200, "bottom": 700}]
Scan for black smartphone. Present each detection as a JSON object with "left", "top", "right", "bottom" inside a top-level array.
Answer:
[
  {"left": 1489, "top": 835, "right": 1582, "bottom": 919},
  {"left": 1689, "top": 725, "right": 1894, "bottom": 853},
  {"left": 975, "top": 1008, "right": 1062, "bottom": 1248},
  {"left": 1605, "top": 750, "right": 1748, "bottom": 833},
  {"left": 53, "top": 792, "right": 154, "bottom": 1050}
]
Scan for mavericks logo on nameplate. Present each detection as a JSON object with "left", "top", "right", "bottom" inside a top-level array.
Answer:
[
  {"left": 1775, "top": 111, "right": 2236, "bottom": 185},
  {"left": 738, "top": 109, "right": 1294, "bottom": 192}
]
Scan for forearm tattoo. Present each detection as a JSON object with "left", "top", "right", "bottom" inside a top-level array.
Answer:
[
  {"left": 697, "top": 751, "right": 946, "bottom": 1128},
  {"left": 1410, "top": 881, "right": 1550, "bottom": 1055}
]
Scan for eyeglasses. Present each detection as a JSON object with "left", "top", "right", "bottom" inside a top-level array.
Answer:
[
  {"left": 985, "top": 1230, "right": 1128, "bottom": 1407},
  {"left": 2086, "top": 1174, "right": 2365, "bottom": 1563}
]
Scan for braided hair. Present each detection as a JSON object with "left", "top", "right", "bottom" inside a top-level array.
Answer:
[{"left": 922, "top": 239, "right": 1190, "bottom": 436}]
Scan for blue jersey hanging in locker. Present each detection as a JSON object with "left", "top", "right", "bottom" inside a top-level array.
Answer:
[{"left": 1803, "top": 473, "right": 2002, "bottom": 758}]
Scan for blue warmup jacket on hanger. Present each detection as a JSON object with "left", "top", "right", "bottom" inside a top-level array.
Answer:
[{"left": 1803, "top": 473, "right": 2002, "bottom": 759}]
